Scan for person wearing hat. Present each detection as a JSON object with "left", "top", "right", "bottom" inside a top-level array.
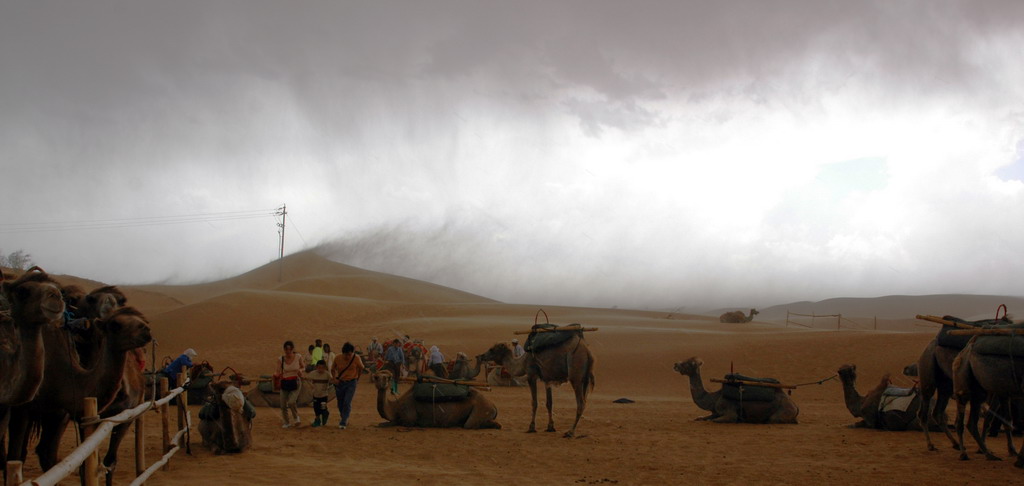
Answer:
[
  {"left": 164, "top": 348, "right": 197, "bottom": 383},
  {"left": 512, "top": 339, "right": 525, "bottom": 358}
]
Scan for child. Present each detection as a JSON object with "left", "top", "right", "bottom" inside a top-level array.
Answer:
[{"left": 307, "top": 360, "right": 332, "bottom": 427}]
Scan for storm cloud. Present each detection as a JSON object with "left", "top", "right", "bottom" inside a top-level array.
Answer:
[{"left": 2, "top": 0, "right": 1023, "bottom": 308}]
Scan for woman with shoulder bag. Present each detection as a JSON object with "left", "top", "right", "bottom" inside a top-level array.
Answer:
[{"left": 278, "top": 340, "right": 305, "bottom": 428}]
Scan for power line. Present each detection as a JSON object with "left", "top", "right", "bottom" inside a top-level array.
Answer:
[{"left": 0, "top": 208, "right": 278, "bottom": 234}]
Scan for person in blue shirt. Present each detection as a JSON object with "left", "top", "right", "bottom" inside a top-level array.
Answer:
[
  {"left": 383, "top": 340, "right": 405, "bottom": 394},
  {"left": 164, "top": 348, "right": 197, "bottom": 383}
]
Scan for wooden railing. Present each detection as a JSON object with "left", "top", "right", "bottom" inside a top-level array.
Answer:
[{"left": 6, "top": 369, "right": 193, "bottom": 486}]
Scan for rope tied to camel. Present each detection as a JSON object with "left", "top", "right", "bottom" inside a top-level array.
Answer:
[{"left": 792, "top": 374, "right": 838, "bottom": 388}]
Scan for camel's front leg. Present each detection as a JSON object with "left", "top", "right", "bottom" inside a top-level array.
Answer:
[
  {"left": 527, "top": 376, "right": 539, "bottom": 433},
  {"left": 545, "top": 385, "right": 556, "bottom": 432}
]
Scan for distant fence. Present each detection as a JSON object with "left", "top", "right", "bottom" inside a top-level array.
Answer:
[
  {"left": 6, "top": 369, "right": 193, "bottom": 486},
  {"left": 786, "top": 311, "right": 878, "bottom": 330}
]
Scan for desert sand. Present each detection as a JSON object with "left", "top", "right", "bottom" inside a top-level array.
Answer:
[{"left": 17, "top": 251, "right": 1024, "bottom": 485}]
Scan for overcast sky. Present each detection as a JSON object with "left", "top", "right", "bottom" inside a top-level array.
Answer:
[{"left": 2, "top": 1, "right": 1023, "bottom": 309}]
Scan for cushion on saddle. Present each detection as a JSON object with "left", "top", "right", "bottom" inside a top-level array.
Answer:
[
  {"left": 524, "top": 323, "right": 583, "bottom": 352},
  {"left": 412, "top": 383, "right": 471, "bottom": 403},
  {"left": 257, "top": 375, "right": 275, "bottom": 394},
  {"left": 882, "top": 386, "right": 914, "bottom": 397},
  {"left": 879, "top": 392, "right": 917, "bottom": 414},
  {"left": 720, "top": 374, "right": 779, "bottom": 402},
  {"left": 972, "top": 330, "right": 1024, "bottom": 357}
]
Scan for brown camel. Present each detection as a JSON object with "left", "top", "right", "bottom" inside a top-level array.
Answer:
[
  {"left": 838, "top": 364, "right": 923, "bottom": 430},
  {"left": 952, "top": 336, "right": 1024, "bottom": 465},
  {"left": 916, "top": 315, "right": 1012, "bottom": 452},
  {"left": 6, "top": 306, "right": 153, "bottom": 471},
  {"left": 719, "top": 308, "right": 758, "bottom": 323},
  {"left": 371, "top": 371, "right": 500, "bottom": 429},
  {"left": 479, "top": 337, "right": 595, "bottom": 438},
  {"left": 673, "top": 357, "right": 799, "bottom": 423},
  {"left": 0, "top": 267, "right": 63, "bottom": 406},
  {"left": 447, "top": 353, "right": 484, "bottom": 381},
  {"left": 199, "top": 382, "right": 254, "bottom": 454}
]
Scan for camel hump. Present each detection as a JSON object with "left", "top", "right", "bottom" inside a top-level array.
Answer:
[{"left": 524, "top": 323, "right": 583, "bottom": 352}]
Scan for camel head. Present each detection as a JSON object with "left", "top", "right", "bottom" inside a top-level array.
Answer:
[
  {"left": 83, "top": 286, "right": 127, "bottom": 319},
  {"left": 673, "top": 357, "right": 703, "bottom": 376},
  {"left": 479, "top": 343, "right": 512, "bottom": 364},
  {"left": 372, "top": 370, "right": 393, "bottom": 390},
  {"left": 750, "top": 309, "right": 759, "bottom": 316},
  {"left": 837, "top": 364, "right": 857, "bottom": 383},
  {"left": 902, "top": 363, "right": 918, "bottom": 377},
  {"left": 95, "top": 307, "right": 152, "bottom": 352},
  {"left": 2, "top": 267, "right": 65, "bottom": 324}
]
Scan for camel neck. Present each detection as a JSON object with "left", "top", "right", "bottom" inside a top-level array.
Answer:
[
  {"left": 839, "top": 376, "right": 864, "bottom": 416},
  {"left": 0, "top": 315, "right": 46, "bottom": 404},
  {"left": 687, "top": 370, "right": 716, "bottom": 411}
]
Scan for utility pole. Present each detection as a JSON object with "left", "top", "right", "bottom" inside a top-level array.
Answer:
[{"left": 275, "top": 204, "right": 287, "bottom": 281}]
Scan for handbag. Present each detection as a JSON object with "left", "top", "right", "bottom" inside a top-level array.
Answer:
[{"left": 280, "top": 377, "right": 299, "bottom": 391}]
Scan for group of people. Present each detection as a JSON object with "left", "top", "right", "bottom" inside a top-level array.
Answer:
[
  {"left": 274, "top": 335, "right": 528, "bottom": 429},
  {"left": 277, "top": 339, "right": 364, "bottom": 430}
]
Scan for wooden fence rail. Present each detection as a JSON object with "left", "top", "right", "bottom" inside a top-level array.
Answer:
[{"left": 10, "top": 370, "right": 193, "bottom": 486}]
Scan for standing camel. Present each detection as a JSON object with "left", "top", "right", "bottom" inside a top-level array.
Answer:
[
  {"left": 6, "top": 306, "right": 152, "bottom": 471},
  {"left": 0, "top": 268, "right": 63, "bottom": 405},
  {"left": 480, "top": 335, "right": 595, "bottom": 438},
  {"left": 952, "top": 334, "right": 1024, "bottom": 465},
  {"left": 916, "top": 315, "right": 1012, "bottom": 452}
]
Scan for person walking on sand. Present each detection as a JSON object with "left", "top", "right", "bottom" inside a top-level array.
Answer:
[
  {"left": 307, "top": 360, "right": 332, "bottom": 428},
  {"left": 311, "top": 339, "right": 324, "bottom": 367},
  {"left": 331, "top": 342, "right": 365, "bottom": 429},
  {"left": 278, "top": 340, "right": 305, "bottom": 428}
]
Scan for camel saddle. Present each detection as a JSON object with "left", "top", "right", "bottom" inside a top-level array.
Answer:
[
  {"left": 879, "top": 387, "right": 916, "bottom": 414},
  {"left": 936, "top": 315, "right": 1012, "bottom": 350},
  {"left": 972, "top": 324, "right": 1024, "bottom": 357},
  {"left": 412, "top": 383, "right": 471, "bottom": 403},
  {"left": 524, "top": 323, "right": 583, "bottom": 353},
  {"left": 720, "top": 373, "right": 779, "bottom": 402}
]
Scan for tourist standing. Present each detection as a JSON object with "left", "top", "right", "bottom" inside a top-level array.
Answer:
[
  {"left": 331, "top": 342, "right": 365, "bottom": 429},
  {"left": 367, "top": 337, "right": 383, "bottom": 362},
  {"left": 278, "top": 340, "right": 305, "bottom": 428},
  {"left": 322, "top": 343, "right": 337, "bottom": 373},
  {"left": 428, "top": 345, "right": 447, "bottom": 377},
  {"left": 384, "top": 339, "right": 405, "bottom": 394},
  {"left": 307, "top": 360, "right": 331, "bottom": 427},
  {"left": 164, "top": 348, "right": 197, "bottom": 383},
  {"left": 311, "top": 339, "right": 324, "bottom": 367}
]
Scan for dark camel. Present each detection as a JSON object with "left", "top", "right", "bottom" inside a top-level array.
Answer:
[
  {"left": 480, "top": 337, "right": 595, "bottom": 438},
  {"left": 719, "top": 309, "right": 759, "bottom": 323},
  {"left": 838, "top": 364, "right": 922, "bottom": 430},
  {"left": 952, "top": 337, "right": 1024, "bottom": 465},
  {"left": 0, "top": 268, "right": 63, "bottom": 405},
  {"left": 6, "top": 306, "right": 152, "bottom": 471},
  {"left": 371, "top": 371, "right": 500, "bottom": 429},
  {"left": 673, "top": 357, "right": 799, "bottom": 423}
]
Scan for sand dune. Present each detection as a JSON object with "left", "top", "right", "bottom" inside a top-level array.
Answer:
[{"left": 17, "top": 251, "right": 1024, "bottom": 484}]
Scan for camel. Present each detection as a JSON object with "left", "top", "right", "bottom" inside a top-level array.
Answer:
[
  {"left": 447, "top": 353, "right": 484, "bottom": 381},
  {"left": 0, "top": 267, "right": 63, "bottom": 406},
  {"left": 6, "top": 306, "right": 153, "bottom": 471},
  {"left": 479, "top": 335, "right": 595, "bottom": 438},
  {"left": 199, "top": 382, "right": 254, "bottom": 454},
  {"left": 371, "top": 371, "right": 500, "bottom": 429},
  {"left": 719, "top": 309, "right": 758, "bottom": 323},
  {"left": 673, "top": 357, "right": 799, "bottom": 423},
  {"left": 916, "top": 315, "right": 1012, "bottom": 452},
  {"left": 952, "top": 336, "right": 1024, "bottom": 465},
  {"left": 838, "top": 364, "right": 922, "bottom": 430}
]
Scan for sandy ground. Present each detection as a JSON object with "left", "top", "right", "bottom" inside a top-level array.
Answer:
[{"left": 17, "top": 251, "right": 1024, "bottom": 485}]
